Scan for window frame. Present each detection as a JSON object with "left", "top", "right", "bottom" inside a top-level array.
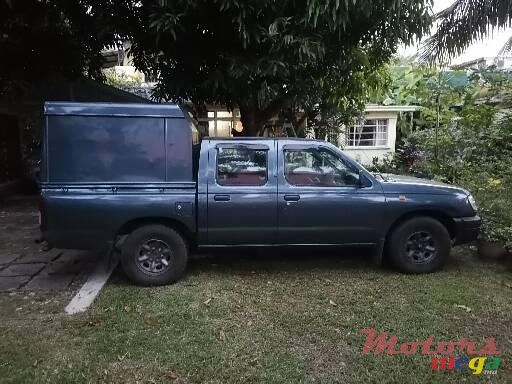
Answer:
[
  {"left": 346, "top": 118, "right": 389, "bottom": 149},
  {"left": 198, "top": 109, "right": 243, "bottom": 137},
  {"left": 282, "top": 145, "right": 359, "bottom": 188},
  {"left": 215, "top": 144, "right": 269, "bottom": 187}
]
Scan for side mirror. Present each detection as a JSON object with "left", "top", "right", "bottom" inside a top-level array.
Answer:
[{"left": 357, "top": 171, "right": 372, "bottom": 188}]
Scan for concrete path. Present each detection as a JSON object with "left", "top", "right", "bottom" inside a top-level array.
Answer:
[{"left": 0, "top": 196, "right": 101, "bottom": 292}]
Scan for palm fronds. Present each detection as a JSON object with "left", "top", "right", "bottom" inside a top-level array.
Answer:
[
  {"left": 497, "top": 34, "right": 512, "bottom": 56},
  {"left": 420, "top": 0, "right": 512, "bottom": 64}
]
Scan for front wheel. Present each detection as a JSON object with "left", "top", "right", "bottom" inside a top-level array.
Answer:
[
  {"left": 387, "top": 217, "right": 451, "bottom": 273},
  {"left": 121, "top": 225, "right": 188, "bottom": 285}
]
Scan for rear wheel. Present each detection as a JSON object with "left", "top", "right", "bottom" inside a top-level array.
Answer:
[
  {"left": 121, "top": 225, "right": 188, "bottom": 285},
  {"left": 387, "top": 217, "right": 451, "bottom": 273}
]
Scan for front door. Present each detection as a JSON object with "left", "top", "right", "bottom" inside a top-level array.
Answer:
[
  {"left": 206, "top": 141, "right": 278, "bottom": 245},
  {"left": 277, "top": 142, "right": 386, "bottom": 245}
]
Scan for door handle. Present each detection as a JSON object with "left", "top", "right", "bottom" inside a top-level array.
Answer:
[
  {"left": 214, "top": 194, "right": 231, "bottom": 202},
  {"left": 284, "top": 194, "right": 300, "bottom": 202}
]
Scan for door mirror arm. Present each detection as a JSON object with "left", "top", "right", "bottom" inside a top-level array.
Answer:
[{"left": 357, "top": 170, "right": 372, "bottom": 188}]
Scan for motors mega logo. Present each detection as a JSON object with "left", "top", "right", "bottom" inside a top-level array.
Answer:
[{"left": 360, "top": 329, "right": 501, "bottom": 375}]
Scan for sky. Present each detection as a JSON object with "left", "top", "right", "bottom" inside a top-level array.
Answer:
[{"left": 398, "top": 0, "right": 512, "bottom": 65}]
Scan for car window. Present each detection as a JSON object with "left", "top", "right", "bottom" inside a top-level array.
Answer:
[
  {"left": 216, "top": 147, "right": 268, "bottom": 186},
  {"left": 284, "top": 147, "right": 359, "bottom": 187}
]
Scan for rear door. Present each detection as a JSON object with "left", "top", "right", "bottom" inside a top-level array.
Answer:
[{"left": 206, "top": 140, "right": 278, "bottom": 245}]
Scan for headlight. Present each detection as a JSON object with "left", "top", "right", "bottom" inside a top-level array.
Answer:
[{"left": 468, "top": 195, "right": 478, "bottom": 212}]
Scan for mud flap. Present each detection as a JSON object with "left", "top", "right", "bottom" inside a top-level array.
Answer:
[{"left": 373, "top": 238, "right": 385, "bottom": 265}]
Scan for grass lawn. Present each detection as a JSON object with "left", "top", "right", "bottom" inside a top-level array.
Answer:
[{"left": 1, "top": 247, "right": 511, "bottom": 383}]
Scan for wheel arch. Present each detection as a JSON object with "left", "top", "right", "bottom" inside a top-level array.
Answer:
[
  {"left": 115, "top": 217, "right": 194, "bottom": 247},
  {"left": 385, "top": 210, "right": 456, "bottom": 243}
]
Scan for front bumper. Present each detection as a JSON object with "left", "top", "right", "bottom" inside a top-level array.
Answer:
[{"left": 453, "top": 215, "right": 481, "bottom": 245}]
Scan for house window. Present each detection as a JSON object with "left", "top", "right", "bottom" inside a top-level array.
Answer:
[
  {"left": 200, "top": 110, "right": 243, "bottom": 137},
  {"left": 348, "top": 119, "right": 388, "bottom": 147}
]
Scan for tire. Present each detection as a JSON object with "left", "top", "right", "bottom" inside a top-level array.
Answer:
[
  {"left": 387, "top": 217, "right": 451, "bottom": 274},
  {"left": 121, "top": 225, "right": 188, "bottom": 286}
]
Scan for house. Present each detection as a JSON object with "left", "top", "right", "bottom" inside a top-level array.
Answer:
[
  {"left": 194, "top": 104, "right": 418, "bottom": 165},
  {"left": 451, "top": 56, "right": 512, "bottom": 71},
  {"left": 330, "top": 104, "right": 419, "bottom": 165}
]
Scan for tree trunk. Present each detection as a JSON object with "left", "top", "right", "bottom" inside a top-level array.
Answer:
[
  {"left": 239, "top": 105, "right": 264, "bottom": 136},
  {"left": 285, "top": 123, "right": 297, "bottom": 137},
  {"left": 286, "top": 108, "right": 309, "bottom": 138},
  {"left": 238, "top": 93, "right": 289, "bottom": 136}
]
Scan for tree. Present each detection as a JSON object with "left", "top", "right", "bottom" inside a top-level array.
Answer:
[
  {"left": 0, "top": 0, "right": 135, "bottom": 97},
  {"left": 127, "top": 0, "right": 432, "bottom": 136},
  {"left": 421, "top": 0, "right": 512, "bottom": 63}
]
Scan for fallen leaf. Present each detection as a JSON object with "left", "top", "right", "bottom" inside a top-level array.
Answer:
[
  {"left": 87, "top": 319, "right": 102, "bottom": 327},
  {"left": 166, "top": 371, "right": 178, "bottom": 380},
  {"left": 203, "top": 298, "right": 212, "bottom": 305},
  {"left": 329, "top": 300, "right": 337, "bottom": 306},
  {"left": 455, "top": 304, "right": 472, "bottom": 312},
  {"left": 123, "top": 305, "right": 131, "bottom": 312},
  {"left": 219, "top": 330, "right": 226, "bottom": 341},
  {"left": 144, "top": 317, "right": 160, "bottom": 326}
]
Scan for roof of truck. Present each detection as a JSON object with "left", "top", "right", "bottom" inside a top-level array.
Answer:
[{"left": 44, "top": 102, "right": 184, "bottom": 118}]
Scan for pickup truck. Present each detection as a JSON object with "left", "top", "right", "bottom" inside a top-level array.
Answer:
[{"left": 40, "top": 102, "right": 481, "bottom": 285}]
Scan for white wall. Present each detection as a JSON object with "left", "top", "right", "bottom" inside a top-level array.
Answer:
[{"left": 340, "top": 111, "right": 398, "bottom": 165}]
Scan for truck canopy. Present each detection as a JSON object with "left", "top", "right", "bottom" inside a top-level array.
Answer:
[{"left": 42, "top": 102, "right": 195, "bottom": 184}]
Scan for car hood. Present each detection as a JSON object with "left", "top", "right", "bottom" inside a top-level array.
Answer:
[{"left": 378, "top": 173, "right": 470, "bottom": 195}]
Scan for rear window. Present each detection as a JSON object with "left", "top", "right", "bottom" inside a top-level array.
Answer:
[{"left": 216, "top": 147, "right": 267, "bottom": 186}]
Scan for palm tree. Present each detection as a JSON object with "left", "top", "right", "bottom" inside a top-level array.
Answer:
[{"left": 421, "top": 0, "right": 512, "bottom": 64}]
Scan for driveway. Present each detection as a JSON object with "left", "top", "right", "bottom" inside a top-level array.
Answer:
[{"left": 0, "top": 196, "right": 100, "bottom": 292}]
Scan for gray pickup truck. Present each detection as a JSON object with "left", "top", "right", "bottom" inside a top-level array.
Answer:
[{"left": 40, "top": 102, "right": 480, "bottom": 285}]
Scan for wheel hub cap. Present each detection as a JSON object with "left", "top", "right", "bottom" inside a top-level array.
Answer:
[
  {"left": 405, "top": 231, "right": 437, "bottom": 264},
  {"left": 137, "top": 239, "right": 172, "bottom": 274}
]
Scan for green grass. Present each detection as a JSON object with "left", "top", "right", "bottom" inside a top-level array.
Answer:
[{"left": 1, "top": 247, "right": 511, "bottom": 383}]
